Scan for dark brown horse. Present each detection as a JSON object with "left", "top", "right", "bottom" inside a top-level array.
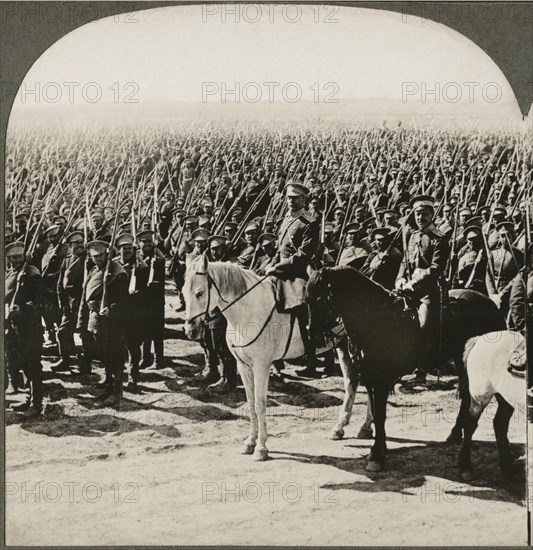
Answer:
[{"left": 305, "top": 266, "right": 506, "bottom": 472}]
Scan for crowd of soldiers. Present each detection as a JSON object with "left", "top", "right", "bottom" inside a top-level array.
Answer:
[{"left": 4, "top": 121, "right": 532, "bottom": 418}]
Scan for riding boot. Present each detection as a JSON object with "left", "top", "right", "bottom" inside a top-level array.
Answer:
[
  {"left": 296, "top": 307, "right": 321, "bottom": 377},
  {"left": 140, "top": 340, "right": 154, "bottom": 368},
  {"left": 96, "top": 366, "right": 114, "bottom": 399},
  {"left": 102, "top": 371, "right": 124, "bottom": 407}
]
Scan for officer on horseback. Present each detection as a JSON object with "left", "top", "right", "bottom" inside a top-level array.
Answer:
[
  {"left": 395, "top": 195, "right": 450, "bottom": 382},
  {"left": 264, "top": 181, "right": 321, "bottom": 377}
]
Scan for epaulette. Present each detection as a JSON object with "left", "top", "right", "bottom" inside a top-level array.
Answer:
[{"left": 298, "top": 211, "right": 316, "bottom": 224}]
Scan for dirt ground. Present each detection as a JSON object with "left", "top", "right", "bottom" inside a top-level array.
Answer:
[{"left": 5, "top": 286, "right": 528, "bottom": 546}]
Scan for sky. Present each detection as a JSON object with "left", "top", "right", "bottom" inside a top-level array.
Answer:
[{"left": 11, "top": 4, "right": 520, "bottom": 119}]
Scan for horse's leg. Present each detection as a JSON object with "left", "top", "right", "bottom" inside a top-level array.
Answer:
[
  {"left": 329, "top": 344, "right": 358, "bottom": 440},
  {"left": 459, "top": 398, "right": 484, "bottom": 481},
  {"left": 237, "top": 360, "right": 258, "bottom": 455},
  {"left": 447, "top": 351, "right": 469, "bottom": 444},
  {"left": 357, "top": 392, "right": 374, "bottom": 440},
  {"left": 493, "top": 393, "right": 515, "bottom": 476},
  {"left": 366, "top": 384, "right": 388, "bottom": 472},
  {"left": 252, "top": 362, "right": 270, "bottom": 461}
]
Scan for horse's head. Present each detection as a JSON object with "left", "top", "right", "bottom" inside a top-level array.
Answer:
[
  {"left": 305, "top": 268, "right": 335, "bottom": 342},
  {"left": 183, "top": 254, "right": 219, "bottom": 341}
]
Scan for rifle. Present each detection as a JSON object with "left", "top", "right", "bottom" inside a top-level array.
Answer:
[{"left": 100, "top": 179, "right": 123, "bottom": 315}]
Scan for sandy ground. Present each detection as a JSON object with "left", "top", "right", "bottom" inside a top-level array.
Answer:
[{"left": 5, "top": 286, "right": 528, "bottom": 546}]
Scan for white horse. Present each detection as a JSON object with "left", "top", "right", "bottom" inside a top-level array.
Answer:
[
  {"left": 459, "top": 330, "right": 526, "bottom": 481},
  {"left": 183, "top": 255, "right": 355, "bottom": 461}
]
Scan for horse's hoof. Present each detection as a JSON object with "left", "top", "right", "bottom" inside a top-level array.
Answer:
[
  {"left": 357, "top": 427, "right": 373, "bottom": 439},
  {"left": 446, "top": 432, "right": 463, "bottom": 444},
  {"left": 328, "top": 428, "right": 344, "bottom": 440},
  {"left": 253, "top": 449, "right": 269, "bottom": 461},
  {"left": 241, "top": 443, "right": 256, "bottom": 455},
  {"left": 366, "top": 460, "right": 383, "bottom": 472},
  {"left": 460, "top": 470, "right": 474, "bottom": 482}
]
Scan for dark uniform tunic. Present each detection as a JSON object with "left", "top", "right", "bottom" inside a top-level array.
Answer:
[
  {"left": 57, "top": 252, "right": 94, "bottom": 369},
  {"left": 5, "top": 265, "right": 45, "bottom": 407},
  {"left": 271, "top": 208, "right": 319, "bottom": 281},
  {"left": 396, "top": 224, "right": 450, "bottom": 371},
  {"left": 454, "top": 248, "right": 488, "bottom": 295},
  {"left": 362, "top": 246, "right": 403, "bottom": 290},
  {"left": 41, "top": 242, "right": 69, "bottom": 326},
  {"left": 141, "top": 247, "right": 166, "bottom": 364},
  {"left": 117, "top": 255, "right": 149, "bottom": 381},
  {"left": 77, "top": 261, "right": 128, "bottom": 382}
]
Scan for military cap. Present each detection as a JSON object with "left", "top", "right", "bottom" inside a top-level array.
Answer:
[
  {"left": 353, "top": 204, "right": 366, "bottom": 213},
  {"left": 371, "top": 227, "right": 392, "bottom": 240},
  {"left": 191, "top": 228, "right": 210, "bottom": 242},
  {"left": 183, "top": 215, "right": 197, "bottom": 224},
  {"left": 363, "top": 217, "right": 377, "bottom": 228},
  {"left": 119, "top": 222, "right": 132, "bottom": 233},
  {"left": 493, "top": 206, "right": 507, "bottom": 216},
  {"left": 137, "top": 229, "right": 155, "bottom": 242},
  {"left": 245, "top": 221, "right": 259, "bottom": 233},
  {"left": 334, "top": 205, "right": 345, "bottom": 214},
  {"left": 91, "top": 210, "right": 104, "bottom": 220},
  {"left": 197, "top": 215, "right": 211, "bottom": 228},
  {"left": 202, "top": 197, "right": 213, "bottom": 206},
  {"left": 465, "top": 215, "right": 483, "bottom": 228},
  {"left": 382, "top": 209, "right": 398, "bottom": 216},
  {"left": 224, "top": 221, "right": 237, "bottom": 230},
  {"left": 496, "top": 221, "right": 514, "bottom": 233},
  {"left": 5, "top": 241, "right": 25, "bottom": 257},
  {"left": 87, "top": 240, "right": 108, "bottom": 253},
  {"left": 397, "top": 202, "right": 410, "bottom": 212},
  {"left": 344, "top": 222, "right": 359, "bottom": 234},
  {"left": 15, "top": 212, "right": 29, "bottom": 221},
  {"left": 45, "top": 224, "right": 61, "bottom": 237},
  {"left": 208, "top": 235, "right": 227, "bottom": 248},
  {"left": 173, "top": 208, "right": 186, "bottom": 217},
  {"left": 411, "top": 195, "right": 435, "bottom": 211},
  {"left": 458, "top": 207, "right": 472, "bottom": 216},
  {"left": 285, "top": 182, "right": 309, "bottom": 198},
  {"left": 324, "top": 224, "right": 334, "bottom": 234},
  {"left": 259, "top": 233, "right": 277, "bottom": 246},
  {"left": 59, "top": 204, "right": 70, "bottom": 216},
  {"left": 310, "top": 196, "right": 321, "bottom": 204},
  {"left": 463, "top": 225, "right": 482, "bottom": 240},
  {"left": 375, "top": 207, "right": 386, "bottom": 217},
  {"left": 65, "top": 230, "right": 84, "bottom": 243},
  {"left": 116, "top": 233, "right": 134, "bottom": 247}
]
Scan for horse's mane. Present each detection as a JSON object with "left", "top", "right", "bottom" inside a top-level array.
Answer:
[
  {"left": 186, "top": 258, "right": 259, "bottom": 298},
  {"left": 307, "top": 266, "right": 393, "bottom": 304}
]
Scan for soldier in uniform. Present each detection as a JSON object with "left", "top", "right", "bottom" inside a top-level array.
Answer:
[
  {"left": 237, "top": 222, "right": 260, "bottom": 269},
  {"left": 264, "top": 182, "right": 321, "bottom": 377},
  {"left": 199, "top": 235, "right": 239, "bottom": 390},
  {"left": 54, "top": 230, "right": 94, "bottom": 374},
  {"left": 486, "top": 221, "right": 524, "bottom": 319},
  {"left": 338, "top": 222, "right": 372, "bottom": 270},
  {"left": 453, "top": 223, "right": 488, "bottom": 295},
  {"left": 138, "top": 230, "right": 167, "bottom": 369},
  {"left": 90, "top": 210, "right": 113, "bottom": 243},
  {"left": 115, "top": 233, "right": 149, "bottom": 390},
  {"left": 5, "top": 241, "right": 45, "bottom": 415},
  {"left": 40, "top": 224, "right": 69, "bottom": 349},
  {"left": 255, "top": 233, "right": 278, "bottom": 276},
  {"left": 77, "top": 241, "right": 128, "bottom": 405},
  {"left": 224, "top": 221, "right": 246, "bottom": 257},
  {"left": 395, "top": 195, "right": 450, "bottom": 382},
  {"left": 361, "top": 227, "right": 403, "bottom": 289}
]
